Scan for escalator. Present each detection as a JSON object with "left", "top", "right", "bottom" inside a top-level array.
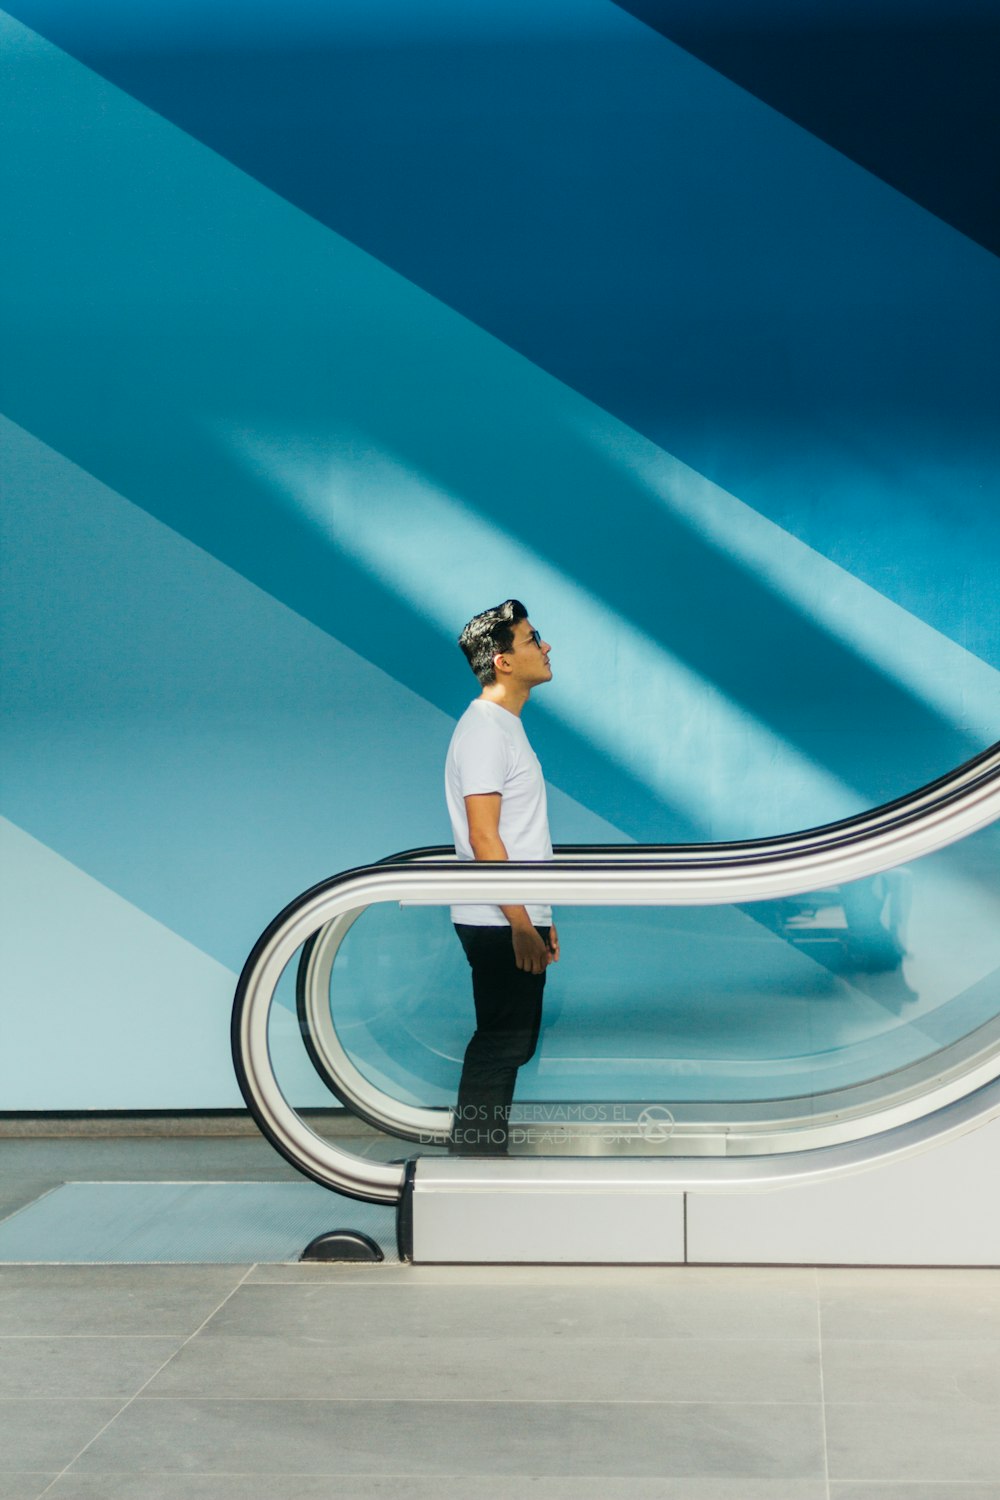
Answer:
[{"left": 232, "top": 739, "right": 1000, "bottom": 1263}]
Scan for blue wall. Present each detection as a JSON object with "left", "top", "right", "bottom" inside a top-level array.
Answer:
[{"left": 1, "top": 1, "right": 998, "bottom": 1107}]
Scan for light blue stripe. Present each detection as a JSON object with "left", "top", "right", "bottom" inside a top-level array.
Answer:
[
  {"left": 0, "top": 419, "right": 623, "bottom": 974},
  {"left": 1, "top": 11, "right": 994, "bottom": 842}
]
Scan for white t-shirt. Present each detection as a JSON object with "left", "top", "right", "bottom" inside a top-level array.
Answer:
[{"left": 445, "top": 699, "right": 553, "bottom": 927}]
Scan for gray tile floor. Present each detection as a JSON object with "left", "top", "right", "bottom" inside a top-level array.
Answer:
[{"left": 1, "top": 1133, "right": 999, "bottom": 1498}]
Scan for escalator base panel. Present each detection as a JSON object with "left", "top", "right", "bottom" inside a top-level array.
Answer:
[{"left": 409, "top": 1158, "right": 685, "bottom": 1264}]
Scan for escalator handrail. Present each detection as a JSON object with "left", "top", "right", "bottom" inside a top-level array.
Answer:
[
  {"left": 234, "top": 736, "right": 1000, "bottom": 1202},
  {"left": 379, "top": 734, "right": 1000, "bottom": 868},
  {"left": 291, "top": 735, "right": 1000, "bottom": 1130}
]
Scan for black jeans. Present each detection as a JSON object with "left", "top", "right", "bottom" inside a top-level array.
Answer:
[{"left": 449, "top": 923, "right": 549, "bottom": 1155}]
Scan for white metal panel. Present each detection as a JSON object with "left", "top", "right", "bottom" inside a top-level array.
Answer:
[
  {"left": 412, "top": 1159, "right": 684, "bottom": 1263},
  {"left": 687, "top": 1113, "right": 1000, "bottom": 1266}
]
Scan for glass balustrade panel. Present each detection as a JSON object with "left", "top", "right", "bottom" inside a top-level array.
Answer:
[{"left": 267, "top": 821, "right": 1000, "bottom": 1156}]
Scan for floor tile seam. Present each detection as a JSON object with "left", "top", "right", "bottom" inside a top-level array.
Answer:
[
  {"left": 0, "top": 1476, "right": 839, "bottom": 1488},
  {"left": 183, "top": 1348, "right": 823, "bottom": 1363},
  {"left": 33, "top": 1265, "right": 257, "bottom": 1499},
  {"left": 823, "top": 1397, "right": 1000, "bottom": 1407},
  {"left": 218, "top": 1290, "right": 828, "bottom": 1309},
  {"left": 817, "top": 1329, "right": 1000, "bottom": 1341},
  {"left": 829, "top": 1478, "right": 1000, "bottom": 1485},
  {"left": 247, "top": 1273, "right": 798, "bottom": 1280},
  {"left": 814, "top": 1335, "right": 1000, "bottom": 1342},
  {"left": 211, "top": 1290, "right": 827, "bottom": 1302},
  {"left": 0, "top": 1396, "right": 183, "bottom": 1403},
  {"left": 817, "top": 1281, "right": 1000, "bottom": 1286},
  {"left": 226, "top": 1294, "right": 823, "bottom": 1301},
  {"left": 135, "top": 1389, "right": 826, "bottom": 1404},
  {"left": 120, "top": 1394, "right": 829, "bottom": 1407},
  {"left": 815, "top": 1264, "right": 831, "bottom": 1500},
  {"left": 238, "top": 1270, "right": 823, "bottom": 1277},
  {"left": 192, "top": 1336, "right": 824, "bottom": 1347},
  {"left": 233, "top": 1277, "right": 823, "bottom": 1282},
  {"left": 817, "top": 1302, "right": 1000, "bottom": 1312},
  {"left": 21, "top": 1393, "right": 138, "bottom": 1500},
  {"left": 262, "top": 1272, "right": 1000, "bottom": 1284},
  {"left": 248, "top": 1282, "right": 824, "bottom": 1291}
]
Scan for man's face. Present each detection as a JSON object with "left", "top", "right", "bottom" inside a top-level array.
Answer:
[{"left": 500, "top": 619, "right": 552, "bottom": 687}]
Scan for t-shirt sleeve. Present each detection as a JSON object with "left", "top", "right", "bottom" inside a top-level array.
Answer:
[{"left": 453, "top": 718, "right": 511, "bottom": 798}]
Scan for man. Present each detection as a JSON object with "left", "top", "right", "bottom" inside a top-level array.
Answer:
[{"left": 445, "top": 599, "right": 558, "bottom": 1155}]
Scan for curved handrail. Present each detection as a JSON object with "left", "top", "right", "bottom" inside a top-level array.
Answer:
[
  {"left": 296, "top": 736, "right": 1000, "bottom": 1119},
  {"left": 233, "top": 738, "right": 1000, "bottom": 1202},
  {"left": 381, "top": 734, "right": 1000, "bottom": 866}
]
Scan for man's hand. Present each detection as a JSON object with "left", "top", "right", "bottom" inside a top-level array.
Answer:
[
  {"left": 546, "top": 923, "right": 560, "bottom": 963},
  {"left": 464, "top": 793, "right": 558, "bottom": 973},
  {"left": 512, "top": 925, "right": 551, "bottom": 975}
]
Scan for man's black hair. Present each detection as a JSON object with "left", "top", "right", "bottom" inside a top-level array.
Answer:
[{"left": 458, "top": 599, "right": 528, "bottom": 686}]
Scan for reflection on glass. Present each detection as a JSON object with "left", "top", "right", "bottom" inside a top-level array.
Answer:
[{"left": 285, "top": 822, "right": 1000, "bottom": 1156}]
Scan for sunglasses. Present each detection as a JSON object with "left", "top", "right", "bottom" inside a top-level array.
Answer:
[{"left": 492, "top": 625, "right": 544, "bottom": 653}]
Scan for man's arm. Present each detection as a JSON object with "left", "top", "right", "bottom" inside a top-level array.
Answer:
[{"left": 464, "top": 793, "right": 555, "bottom": 975}]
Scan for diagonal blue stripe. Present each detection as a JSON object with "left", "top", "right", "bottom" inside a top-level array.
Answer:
[
  {"left": 4, "top": 0, "right": 999, "bottom": 664},
  {"left": 614, "top": 0, "right": 1000, "bottom": 257},
  {"left": 1, "top": 11, "right": 997, "bottom": 848}
]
